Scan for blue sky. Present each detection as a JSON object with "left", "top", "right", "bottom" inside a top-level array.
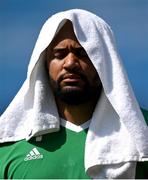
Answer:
[{"left": 0, "top": 0, "right": 148, "bottom": 114}]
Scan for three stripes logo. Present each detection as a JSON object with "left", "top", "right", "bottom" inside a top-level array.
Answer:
[{"left": 24, "top": 147, "right": 43, "bottom": 161}]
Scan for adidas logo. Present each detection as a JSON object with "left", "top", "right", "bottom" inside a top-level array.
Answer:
[{"left": 24, "top": 147, "right": 43, "bottom": 161}]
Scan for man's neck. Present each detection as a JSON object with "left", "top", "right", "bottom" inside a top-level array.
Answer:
[{"left": 56, "top": 99, "right": 98, "bottom": 125}]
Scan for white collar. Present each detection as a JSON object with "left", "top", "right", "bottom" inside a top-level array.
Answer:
[{"left": 60, "top": 118, "right": 91, "bottom": 133}]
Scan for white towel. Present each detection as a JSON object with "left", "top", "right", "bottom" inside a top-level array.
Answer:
[{"left": 0, "top": 9, "right": 148, "bottom": 179}]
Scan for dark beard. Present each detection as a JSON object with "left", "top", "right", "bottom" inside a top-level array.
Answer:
[
  {"left": 49, "top": 69, "right": 102, "bottom": 105},
  {"left": 55, "top": 85, "right": 102, "bottom": 105}
]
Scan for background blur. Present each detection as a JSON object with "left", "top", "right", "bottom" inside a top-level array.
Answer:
[{"left": 0, "top": 0, "right": 148, "bottom": 115}]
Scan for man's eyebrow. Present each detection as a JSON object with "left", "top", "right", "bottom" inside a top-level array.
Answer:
[
  {"left": 53, "top": 48, "right": 67, "bottom": 51},
  {"left": 53, "top": 47, "right": 84, "bottom": 51}
]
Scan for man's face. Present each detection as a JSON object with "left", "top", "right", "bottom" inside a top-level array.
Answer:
[{"left": 46, "top": 21, "right": 102, "bottom": 105}]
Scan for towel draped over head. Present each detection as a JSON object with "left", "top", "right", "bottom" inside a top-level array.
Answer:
[{"left": 0, "top": 9, "right": 148, "bottom": 178}]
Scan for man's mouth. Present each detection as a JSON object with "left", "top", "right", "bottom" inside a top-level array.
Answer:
[
  {"left": 58, "top": 73, "right": 87, "bottom": 90},
  {"left": 62, "top": 74, "right": 82, "bottom": 83}
]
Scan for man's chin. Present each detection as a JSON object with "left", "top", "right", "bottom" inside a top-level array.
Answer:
[
  {"left": 56, "top": 87, "right": 84, "bottom": 105},
  {"left": 55, "top": 85, "right": 100, "bottom": 106}
]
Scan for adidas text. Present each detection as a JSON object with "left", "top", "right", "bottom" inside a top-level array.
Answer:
[{"left": 24, "top": 148, "right": 43, "bottom": 161}]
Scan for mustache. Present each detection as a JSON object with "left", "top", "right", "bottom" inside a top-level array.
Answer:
[{"left": 57, "top": 69, "right": 88, "bottom": 84}]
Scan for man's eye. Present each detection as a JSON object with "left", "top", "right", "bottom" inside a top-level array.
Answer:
[
  {"left": 54, "top": 51, "right": 67, "bottom": 59},
  {"left": 76, "top": 49, "right": 88, "bottom": 58}
]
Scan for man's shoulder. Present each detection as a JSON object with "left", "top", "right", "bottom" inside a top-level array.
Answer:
[
  {"left": 0, "top": 139, "right": 26, "bottom": 151},
  {"left": 141, "top": 108, "right": 148, "bottom": 125}
]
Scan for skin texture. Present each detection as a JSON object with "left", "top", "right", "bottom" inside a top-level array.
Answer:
[{"left": 46, "top": 20, "right": 102, "bottom": 125}]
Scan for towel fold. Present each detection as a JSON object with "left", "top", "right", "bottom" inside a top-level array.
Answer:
[
  {"left": 85, "top": 91, "right": 148, "bottom": 178},
  {"left": 0, "top": 9, "right": 148, "bottom": 178}
]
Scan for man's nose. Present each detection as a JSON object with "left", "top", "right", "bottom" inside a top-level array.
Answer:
[{"left": 63, "top": 53, "right": 79, "bottom": 70}]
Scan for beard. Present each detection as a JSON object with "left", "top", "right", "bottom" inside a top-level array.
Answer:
[
  {"left": 50, "top": 73, "right": 102, "bottom": 106},
  {"left": 56, "top": 85, "right": 102, "bottom": 105}
]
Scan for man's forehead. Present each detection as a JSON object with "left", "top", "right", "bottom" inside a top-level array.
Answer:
[{"left": 53, "top": 39, "right": 82, "bottom": 50}]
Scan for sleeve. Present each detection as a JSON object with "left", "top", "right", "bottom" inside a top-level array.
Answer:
[
  {"left": 135, "top": 108, "right": 148, "bottom": 179},
  {"left": 136, "top": 162, "right": 148, "bottom": 179}
]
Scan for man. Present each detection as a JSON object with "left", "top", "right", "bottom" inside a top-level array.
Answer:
[{"left": 0, "top": 9, "right": 148, "bottom": 179}]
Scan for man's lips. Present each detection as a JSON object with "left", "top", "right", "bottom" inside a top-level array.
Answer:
[{"left": 62, "top": 74, "right": 82, "bottom": 82}]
